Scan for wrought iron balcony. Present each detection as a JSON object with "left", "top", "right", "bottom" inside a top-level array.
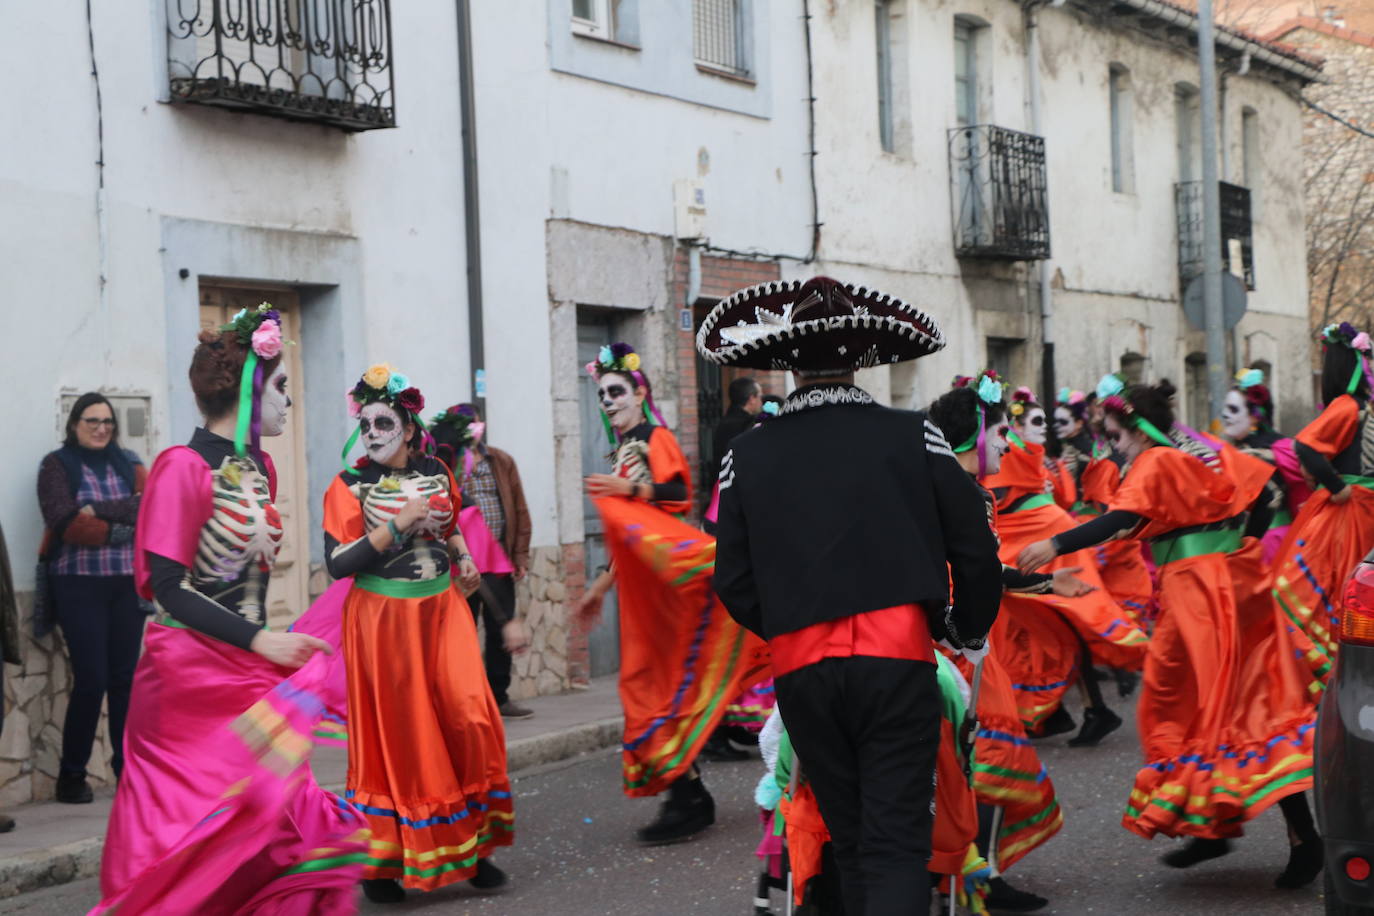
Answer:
[
  {"left": 1176, "top": 181, "right": 1254, "bottom": 291},
  {"left": 948, "top": 125, "right": 1051, "bottom": 261},
  {"left": 166, "top": 1, "right": 396, "bottom": 131}
]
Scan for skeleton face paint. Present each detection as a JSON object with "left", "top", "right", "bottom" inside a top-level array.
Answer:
[
  {"left": 1053, "top": 406, "right": 1078, "bottom": 440},
  {"left": 598, "top": 372, "right": 643, "bottom": 433},
  {"left": 1105, "top": 416, "right": 1148, "bottom": 463},
  {"left": 982, "top": 422, "right": 1010, "bottom": 476},
  {"left": 360, "top": 402, "right": 406, "bottom": 466},
  {"left": 1222, "top": 390, "right": 1250, "bottom": 442},
  {"left": 261, "top": 366, "right": 291, "bottom": 437},
  {"left": 1019, "top": 407, "right": 1048, "bottom": 446}
]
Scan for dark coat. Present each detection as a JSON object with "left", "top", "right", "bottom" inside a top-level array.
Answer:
[{"left": 711, "top": 384, "right": 1002, "bottom": 647}]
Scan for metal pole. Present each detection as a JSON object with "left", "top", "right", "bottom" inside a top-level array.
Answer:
[
  {"left": 1197, "top": 0, "right": 1227, "bottom": 425},
  {"left": 1024, "top": 3, "right": 1056, "bottom": 402},
  {"left": 456, "top": 0, "right": 486, "bottom": 416}
]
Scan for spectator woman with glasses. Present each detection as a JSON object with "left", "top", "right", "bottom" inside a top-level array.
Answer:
[{"left": 36, "top": 393, "right": 148, "bottom": 804}]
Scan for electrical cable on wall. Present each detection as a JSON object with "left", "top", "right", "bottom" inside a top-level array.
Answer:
[{"left": 1303, "top": 96, "right": 1374, "bottom": 141}]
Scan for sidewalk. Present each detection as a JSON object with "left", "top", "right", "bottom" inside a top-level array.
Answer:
[{"left": 0, "top": 676, "right": 622, "bottom": 900}]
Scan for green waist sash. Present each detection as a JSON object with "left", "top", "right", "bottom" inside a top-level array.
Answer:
[
  {"left": 1270, "top": 508, "right": 1293, "bottom": 529},
  {"left": 1006, "top": 493, "right": 1055, "bottom": 513},
  {"left": 1341, "top": 474, "right": 1374, "bottom": 490},
  {"left": 1149, "top": 528, "right": 1242, "bottom": 566},
  {"left": 155, "top": 612, "right": 267, "bottom": 633},
  {"left": 1071, "top": 501, "right": 1101, "bottom": 517},
  {"left": 354, "top": 573, "right": 452, "bottom": 599}
]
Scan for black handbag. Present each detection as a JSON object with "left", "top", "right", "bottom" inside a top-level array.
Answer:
[{"left": 31, "top": 529, "right": 62, "bottom": 639}]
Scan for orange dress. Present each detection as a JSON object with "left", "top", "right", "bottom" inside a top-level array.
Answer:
[
  {"left": 595, "top": 426, "right": 770, "bottom": 797},
  {"left": 1269, "top": 394, "right": 1374, "bottom": 695},
  {"left": 324, "top": 464, "right": 512, "bottom": 891},
  {"left": 986, "top": 440, "right": 1149, "bottom": 671},
  {"left": 1079, "top": 456, "right": 1156, "bottom": 626},
  {"left": 1105, "top": 444, "right": 1306, "bottom": 840}
]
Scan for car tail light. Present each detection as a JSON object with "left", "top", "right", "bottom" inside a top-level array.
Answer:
[
  {"left": 1342, "top": 564, "right": 1374, "bottom": 647},
  {"left": 1348, "top": 856, "right": 1371, "bottom": 882}
]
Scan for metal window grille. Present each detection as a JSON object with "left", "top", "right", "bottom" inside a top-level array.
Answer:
[
  {"left": 694, "top": 0, "right": 745, "bottom": 75},
  {"left": 948, "top": 125, "right": 1051, "bottom": 261},
  {"left": 1175, "top": 180, "right": 1255, "bottom": 291},
  {"left": 166, "top": 0, "right": 395, "bottom": 131}
]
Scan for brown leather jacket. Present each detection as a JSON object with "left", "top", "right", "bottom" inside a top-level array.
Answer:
[{"left": 482, "top": 446, "right": 531, "bottom": 571}]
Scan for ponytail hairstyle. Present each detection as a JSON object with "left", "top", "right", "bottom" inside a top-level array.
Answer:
[{"left": 1100, "top": 381, "right": 1175, "bottom": 447}]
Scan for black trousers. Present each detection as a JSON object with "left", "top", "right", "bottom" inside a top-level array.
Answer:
[
  {"left": 469, "top": 573, "right": 516, "bottom": 705},
  {"left": 51, "top": 574, "right": 145, "bottom": 779},
  {"left": 776, "top": 656, "right": 941, "bottom": 916}
]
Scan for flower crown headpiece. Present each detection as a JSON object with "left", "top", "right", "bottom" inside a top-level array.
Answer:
[
  {"left": 585, "top": 342, "right": 667, "bottom": 445},
  {"left": 1233, "top": 368, "right": 1273, "bottom": 423},
  {"left": 1101, "top": 392, "right": 1174, "bottom": 448},
  {"left": 951, "top": 370, "right": 1006, "bottom": 475},
  {"left": 220, "top": 302, "right": 290, "bottom": 460},
  {"left": 1096, "top": 372, "right": 1127, "bottom": 401},
  {"left": 341, "top": 363, "right": 431, "bottom": 474},
  {"left": 429, "top": 404, "right": 485, "bottom": 467},
  {"left": 1007, "top": 386, "right": 1038, "bottom": 418},
  {"left": 1321, "top": 322, "right": 1374, "bottom": 397}
]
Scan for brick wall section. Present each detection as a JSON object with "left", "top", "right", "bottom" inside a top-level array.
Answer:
[{"left": 671, "top": 249, "right": 783, "bottom": 506}]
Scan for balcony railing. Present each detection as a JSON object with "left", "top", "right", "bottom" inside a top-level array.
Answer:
[
  {"left": 166, "top": 0, "right": 396, "bottom": 131},
  {"left": 1176, "top": 181, "right": 1254, "bottom": 291},
  {"left": 948, "top": 125, "right": 1051, "bottom": 261}
]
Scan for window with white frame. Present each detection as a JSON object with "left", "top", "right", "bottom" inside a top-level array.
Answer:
[
  {"left": 1109, "top": 64, "right": 1135, "bottom": 193},
  {"left": 694, "top": 0, "right": 749, "bottom": 76},
  {"left": 572, "top": 0, "right": 613, "bottom": 39}
]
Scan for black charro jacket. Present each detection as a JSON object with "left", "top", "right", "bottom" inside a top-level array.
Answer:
[{"left": 712, "top": 384, "right": 1003, "bottom": 648}]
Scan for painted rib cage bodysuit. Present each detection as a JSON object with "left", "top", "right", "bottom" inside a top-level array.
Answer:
[{"left": 185, "top": 452, "right": 282, "bottom": 625}]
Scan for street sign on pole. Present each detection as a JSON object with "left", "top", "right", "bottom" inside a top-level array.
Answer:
[{"left": 1183, "top": 273, "right": 1247, "bottom": 331}]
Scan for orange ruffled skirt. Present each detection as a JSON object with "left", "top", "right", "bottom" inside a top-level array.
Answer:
[
  {"left": 992, "top": 595, "right": 1080, "bottom": 733},
  {"left": 1123, "top": 545, "right": 1314, "bottom": 840},
  {"left": 996, "top": 503, "right": 1149, "bottom": 671},
  {"left": 343, "top": 580, "right": 513, "bottom": 890},
  {"left": 1269, "top": 483, "right": 1374, "bottom": 696}
]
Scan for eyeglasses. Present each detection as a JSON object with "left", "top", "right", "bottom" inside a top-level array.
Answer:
[{"left": 80, "top": 418, "right": 115, "bottom": 429}]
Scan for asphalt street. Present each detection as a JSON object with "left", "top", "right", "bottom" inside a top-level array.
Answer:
[{"left": 1, "top": 698, "right": 1326, "bottom": 915}]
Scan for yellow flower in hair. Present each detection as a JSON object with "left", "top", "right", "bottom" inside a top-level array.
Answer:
[
  {"left": 623, "top": 352, "right": 641, "bottom": 372},
  {"left": 1009, "top": 402, "right": 1025, "bottom": 417},
  {"left": 363, "top": 363, "right": 391, "bottom": 390}
]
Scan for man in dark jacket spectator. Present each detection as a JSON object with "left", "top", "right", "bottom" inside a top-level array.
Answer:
[{"left": 433, "top": 404, "right": 535, "bottom": 719}]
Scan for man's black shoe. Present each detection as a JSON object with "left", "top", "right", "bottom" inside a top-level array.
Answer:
[
  {"left": 1068, "top": 707, "right": 1122, "bottom": 747},
  {"left": 984, "top": 876, "right": 1048, "bottom": 912},
  {"left": 55, "top": 773, "right": 93, "bottom": 805}
]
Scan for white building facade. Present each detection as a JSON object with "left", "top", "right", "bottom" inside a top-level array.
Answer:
[{"left": 0, "top": 0, "right": 1317, "bottom": 804}]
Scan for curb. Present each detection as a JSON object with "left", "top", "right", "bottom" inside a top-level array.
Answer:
[
  {"left": 0, "top": 717, "right": 624, "bottom": 901},
  {"left": 0, "top": 836, "right": 103, "bottom": 900}
]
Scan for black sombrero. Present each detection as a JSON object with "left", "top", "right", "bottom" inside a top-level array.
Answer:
[{"left": 695, "top": 276, "right": 945, "bottom": 372}]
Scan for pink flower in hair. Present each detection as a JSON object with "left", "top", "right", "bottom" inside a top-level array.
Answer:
[
  {"left": 251, "top": 320, "right": 283, "bottom": 359},
  {"left": 1353, "top": 332, "right": 1372, "bottom": 353},
  {"left": 346, "top": 390, "right": 362, "bottom": 418}
]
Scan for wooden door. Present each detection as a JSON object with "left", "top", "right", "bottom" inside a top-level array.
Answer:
[
  {"left": 577, "top": 320, "right": 620, "bottom": 677},
  {"left": 199, "top": 285, "right": 311, "bottom": 629}
]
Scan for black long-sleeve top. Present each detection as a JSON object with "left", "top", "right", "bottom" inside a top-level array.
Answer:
[{"left": 712, "top": 385, "right": 1003, "bottom": 649}]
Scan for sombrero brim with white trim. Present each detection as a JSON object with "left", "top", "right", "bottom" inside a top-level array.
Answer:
[{"left": 695, "top": 277, "right": 945, "bottom": 371}]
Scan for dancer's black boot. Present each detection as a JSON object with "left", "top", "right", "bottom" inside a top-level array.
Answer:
[
  {"left": 1035, "top": 705, "right": 1075, "bottom": 738},
  {"left": 984, "top": 876, "right": 1048, "bottom": 912},
  {"left": 636, "top": 769, "right": 715, "bottom": 845},
  {"left": 361, "top": 878, "right": 405, "bottom": 904},
  {"left": 469, "top": 858, "right": 509, "bottom": 893},
  {"left": 1161, "top": 837, "right": 1232, "bottom": 868},
  {"left": 699, "top": 728, "right": 750, "bottom": 762},
  {"left": 1068, "top": 706, "right": 1122, "bottom": 747},
  {"left": 1275, "top": 793, "right": 1323, "bottom": 888}
]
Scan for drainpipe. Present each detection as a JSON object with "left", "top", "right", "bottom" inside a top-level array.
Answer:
[
  {"left": 456, "top": 0, "right": 485, "bottom": 415},
  {"left": 1025, "top": 2, "right": 1056, "bottom": 400}
]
